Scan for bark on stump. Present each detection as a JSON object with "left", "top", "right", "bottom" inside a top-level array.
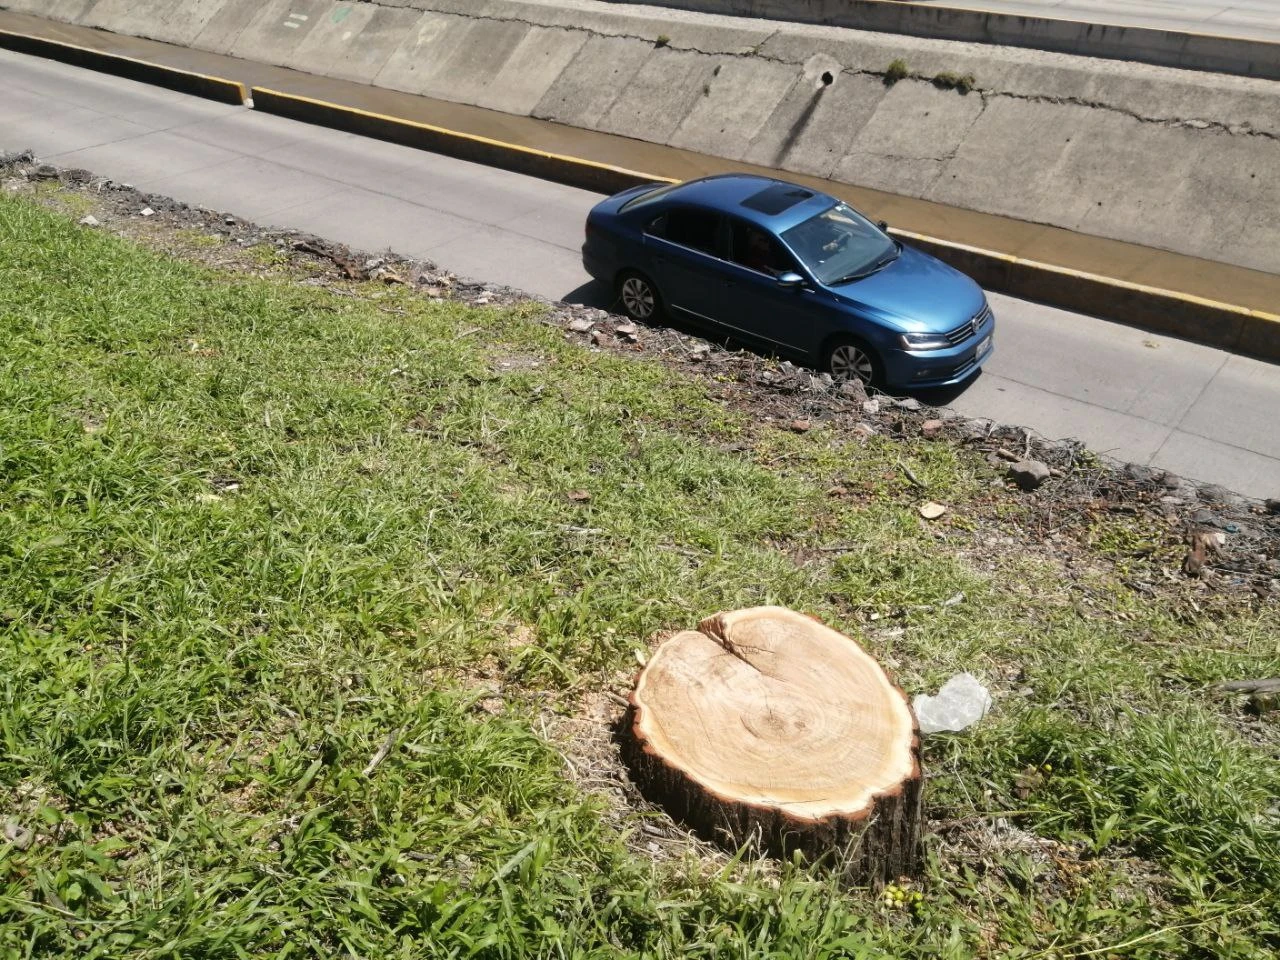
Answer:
[{"left": 624, "top": 606, "right": 923, "bottom": 882}]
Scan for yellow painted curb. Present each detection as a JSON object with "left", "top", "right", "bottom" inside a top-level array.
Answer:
[
  {"left": 0, "top": 29, "right": 246, "bottom": 104},
  {"left": 251, "top": 87, "right": 674, "bottom": 195}
]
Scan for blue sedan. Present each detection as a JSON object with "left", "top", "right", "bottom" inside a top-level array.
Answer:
[{"left": 582, "top": 174, "right": 994, "bottom": 389}]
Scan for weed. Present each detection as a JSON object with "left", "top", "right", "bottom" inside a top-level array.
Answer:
[
  {"left": 655, "top": 34, "right": 670, "bottom": 48},
  {"left": 933, "top": 70, "right": 978, "bottom": 93},
  {"left": 885, "top": 57, "right": 910, "bottom": 83}
]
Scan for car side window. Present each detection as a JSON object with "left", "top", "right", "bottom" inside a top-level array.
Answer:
[
  {"left": 728, "top": 221, "right": 797, "bottom": 278},
  {"left": 661, "top": 207, "right": 721, "bottom": 256}
]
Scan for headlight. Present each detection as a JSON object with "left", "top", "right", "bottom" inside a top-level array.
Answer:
[{"left": 899, "top": 331, "right": 951, "bottom": 350}]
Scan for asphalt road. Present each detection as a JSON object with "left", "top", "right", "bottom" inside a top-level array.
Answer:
[
  {"left": 915, "top": 0, "right": 1280, "bottom": 41},
  {"left": 3, "top": 50, "right": 1277, "bottom": 499}
]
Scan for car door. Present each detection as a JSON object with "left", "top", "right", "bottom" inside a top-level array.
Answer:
[
  {"left": 718, "top": 219, "right": 824, "bottom": 357},
  {"left": 642, "top": 206, "right": 727, "bottom": 325}
]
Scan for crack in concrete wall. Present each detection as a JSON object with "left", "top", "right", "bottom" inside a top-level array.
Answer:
[{"left": 348, "top": 0, "right": 1280, "bottom": 141}]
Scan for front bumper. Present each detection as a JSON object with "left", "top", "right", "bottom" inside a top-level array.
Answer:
[{"left": 882, "top": 316, "right": 996, "bottom": 388}]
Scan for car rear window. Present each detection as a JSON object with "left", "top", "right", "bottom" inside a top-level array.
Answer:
[{"left": 619, "top": 182, "right": 684, "bottom": 213}]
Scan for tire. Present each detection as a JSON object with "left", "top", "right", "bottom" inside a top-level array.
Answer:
[
  {"left": 617, "top": 271, "right": 663, "bottom": 323},
  {"left": 824, "top": 336, "right": 882, "bottom": 387}
]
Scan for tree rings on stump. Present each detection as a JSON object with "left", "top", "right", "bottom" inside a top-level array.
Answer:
[{"left": 624, "top": 606, "right": 923, "bottom": 881}]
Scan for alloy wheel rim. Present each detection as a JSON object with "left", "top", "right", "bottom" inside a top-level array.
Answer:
[
  {"left": 621, "top": 277, "right": 655, "bottom": 319},
  {"left": 831, "top": 344, "right": 874, "bottom": 382}
]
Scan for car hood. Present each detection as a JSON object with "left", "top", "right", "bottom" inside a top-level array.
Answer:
[{"left": 825, "top": 243, "right": 986, "bottom": 332}]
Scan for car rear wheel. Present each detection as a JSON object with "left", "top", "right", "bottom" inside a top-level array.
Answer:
[
  {"left": 618, "top": 272, "right": 662, "bottom": 323},
  {"left": 825, "top": 337, "right": 882, "bottom": 387}
]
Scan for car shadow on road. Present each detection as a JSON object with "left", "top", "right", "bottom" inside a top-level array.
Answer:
[{"left": 557, "top": 279, "right": 984, "bottom": 405}]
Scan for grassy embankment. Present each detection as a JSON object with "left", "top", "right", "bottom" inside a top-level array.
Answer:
[{"left": 2, "top": 192, "right": 1278, "bottom": 958}]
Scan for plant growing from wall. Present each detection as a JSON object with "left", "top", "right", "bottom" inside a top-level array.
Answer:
[{"left": 932, "top": 70, "right": 977, "bottom": 93}]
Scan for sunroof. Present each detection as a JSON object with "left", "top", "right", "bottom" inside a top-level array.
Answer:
[{"left": 741, "top": 184, "right": 814, "bottom": 215}]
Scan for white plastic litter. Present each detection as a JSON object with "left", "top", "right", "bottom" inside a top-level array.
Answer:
[{"left": 913, "top": 672, "right": 992, "bottom": 734}]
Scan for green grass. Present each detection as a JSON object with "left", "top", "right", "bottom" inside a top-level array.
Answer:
[{"left": 2, "top": 193, "right": 1278, "bottom": 958}]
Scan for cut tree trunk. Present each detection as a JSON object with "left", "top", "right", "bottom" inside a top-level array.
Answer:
[{"left": 624, "top": 606, "right": 923, "bottom": 882}]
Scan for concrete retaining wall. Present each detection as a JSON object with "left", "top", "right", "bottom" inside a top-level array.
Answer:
[
  {"left": 9, "top": 0, "right": 1279, "bottom": 275},
  {"left": 598, "top": 0, "right": 1280, "bottom": 82}
]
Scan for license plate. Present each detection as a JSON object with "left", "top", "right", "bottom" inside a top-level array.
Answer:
[{"left": 976, "top": 334, "right": 992, "bottom": 357}]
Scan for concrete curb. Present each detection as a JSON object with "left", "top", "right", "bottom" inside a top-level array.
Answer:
[
  {"left": 0, "top": 28, "right": 247, "bottom": 105},
  {"left": 605, "top": 0, "right": 1280, "bottom": 81},
  {"left": 250, "top": 88, "right": 667, "bottom": 196},
  {"left": 251, "top": 86, "right": 1280, "bottom": 364}
]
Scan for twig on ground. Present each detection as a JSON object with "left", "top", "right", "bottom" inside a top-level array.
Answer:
[
  {"left": 899, "top": 460, "right": 926, "bottom": 489},
  {"left": 363, "top": 729, "right": 400, "bottom": 777}
]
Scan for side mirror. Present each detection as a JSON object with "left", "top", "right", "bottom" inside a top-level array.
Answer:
[
  {"left": 776, "top": 271, "right": 805, "bottom": 289},
  {"left": 877, "top": 220, "right": 889, "bottom": 232}
]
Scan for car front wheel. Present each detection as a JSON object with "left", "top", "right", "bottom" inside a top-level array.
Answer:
[
  {"left": 618, "top": 271, "right": 662, "bottom": 323},
  {"left": 824, "top": 337, "right": 882, "bottom": 387}
]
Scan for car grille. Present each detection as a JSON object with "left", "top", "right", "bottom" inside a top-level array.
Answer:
[
  {"left": 949, "top": 354, "right": 978, "bottom": 379},
  {"left": 942, "top": 305, "right": 992, "bottom": 346}
]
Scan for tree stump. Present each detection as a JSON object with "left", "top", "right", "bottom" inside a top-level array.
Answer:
[{"left": 624, "top": 606, "right": 923, "bottom": 881}]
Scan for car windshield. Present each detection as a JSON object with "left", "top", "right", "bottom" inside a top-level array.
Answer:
[{"left": 780, "top": 202, "right": 897, "bottom": 285}]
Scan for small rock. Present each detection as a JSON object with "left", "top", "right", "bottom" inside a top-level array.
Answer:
[
  {"left": 918, "top": 501, "right": 947, "bottom": 520},
  {"left": 1265, "top": 499, "right": 1280, "bottom": 515},
  {"left": 852, "top": 422, "right": 877, "bottom": 438},
  {"left": 590, "top": 330, "right": 607, "bottom": 346},
  {"left": 1008, "top": 459, "right": 1051, "bottom": 491},
  {"left": 140, "top": 207, "right": 155, "bottom": 217},
  {"left": 567, "top": 317, "right": 594, "bottom": 333},
  {"left": 789, "top": 419, "right": 812, "bottom": 433},
  {"left": 78, "top": 215, "right": 100, "bottom": 227},
  {"left": 30, "top": 164, "right": 58, "bottom": 180},
  {"left": 566, "top": 489, "right": 592, "bottom": 502},
  {"left": 1197, "top": 483, "right": 1233, "bottom": 503},
  {"left": 921, "top": 418, "right": 945, "bottom": 439},
  {"left": 861, "top": 399, "right": 880, "bottom": 416},
  {"left": 1123, "top": 463, "right": 1158, "bottom": 483},
  {"left": 960, "top": 418, "right": 993, "bottom": 439},
  {"left": 838, "top": 379, "right": 868, "bottom": 402},
  {"left": 3, "top": 820, "right": 33, "bottom": 851},
  {"left": 894, "top": 397, "right": 922, "bottom": 412}
]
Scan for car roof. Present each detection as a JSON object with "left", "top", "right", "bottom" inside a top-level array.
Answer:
[{"left": 661, "top": 174, "right": 836, "bottom": 232}]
